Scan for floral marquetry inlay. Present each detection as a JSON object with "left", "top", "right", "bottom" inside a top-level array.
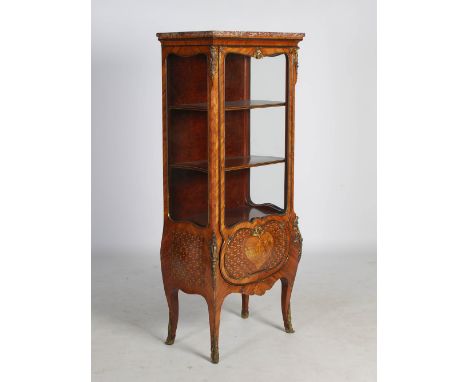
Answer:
[{"left": 224, "top": 221, "right": 288, "bottom": 282}]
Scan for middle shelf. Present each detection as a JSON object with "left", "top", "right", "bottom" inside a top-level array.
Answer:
[
  {"left": 170, "top": 155, "right": 285, "bottom": 173},
  {"left": 169, "top": 99, "right": 286, "bottom": 111}
]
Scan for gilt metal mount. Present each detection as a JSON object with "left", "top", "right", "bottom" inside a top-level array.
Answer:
[{"left": 253, "top": 48, "right": 264, "bottom": 59}]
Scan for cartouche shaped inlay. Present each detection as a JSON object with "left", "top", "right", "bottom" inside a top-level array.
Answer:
[{"left": 222, "top": 220, "right": 289, "bottom": 283}]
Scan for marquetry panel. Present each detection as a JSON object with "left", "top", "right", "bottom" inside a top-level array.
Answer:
[
  {"left": 223, "top": 220, "right": 289, "bottom": 284},
  {"left": 169, "top": 230, "right": 206, "bottom": 287}
]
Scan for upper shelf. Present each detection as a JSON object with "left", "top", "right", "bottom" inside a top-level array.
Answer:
[
  {"left": 170, "top": 155, "right": 285, "bottom": 173},
  {"left": 169, "top": 100, "right": 286, "bottom": 111}
]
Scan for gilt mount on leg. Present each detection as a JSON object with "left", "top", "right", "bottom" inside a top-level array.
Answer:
[
  {"left": 210, "top": 334, "right": 219, "bottom": 364},
  {"left": 165, "top": 320, "right": 175, "bottom": 345},
  {"left": 241, "top": 294, "right": 250, "bottom": 318},
  {"left": 285, "top": 304, "right": 295, "bottom": 333}
]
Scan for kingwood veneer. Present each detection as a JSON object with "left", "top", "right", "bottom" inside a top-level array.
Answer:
[{"left": 157, "top": 31, "right": 304, "bottom": 363}]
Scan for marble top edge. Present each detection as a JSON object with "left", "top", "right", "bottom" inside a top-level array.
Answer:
[{"left": 156, "top": 31, "right": 305, "bottom": 40}]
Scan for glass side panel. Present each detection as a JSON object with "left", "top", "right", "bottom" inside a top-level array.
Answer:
[
  {"left": 224, "top": 53, "right": 288, "bottom": 227},
  {"left": 167, "top": 53, "right": 208, "bottom": 226}
]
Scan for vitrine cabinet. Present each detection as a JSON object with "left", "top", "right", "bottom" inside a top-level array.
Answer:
[{"left": 157, "top": 31, "right": 304, "bottom": 363}]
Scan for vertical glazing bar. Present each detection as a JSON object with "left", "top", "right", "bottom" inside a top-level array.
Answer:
[
  {"left": 161, "top": 48, "right": 169, "bottom": 222},
  {"left": 287, "top": 49, "right": 297, "bottom": 213},
  {"left": 209, "top": 46, "right": 220, "bottom": 231},
  {"left": 218, "top": 47, "right": 226, "bottom": 230}
]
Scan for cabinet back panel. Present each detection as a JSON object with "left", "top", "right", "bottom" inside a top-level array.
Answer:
[
  {"left": 167, "top": 54, "right": 207, "bottom": 105},
  {"left": 224, "top": 54, "right": 251, "bottom": 213},
  {"left": 225, "top": 170, "right": 251, "bottom": 210},
  {"left": 168, "top": 110, "right": 207, "bottom": 164},
  {"left": 169, "top": 169, "right": 208, "bottom": 226},
  {"left": 225, "top": 54, "right": 250, "bottom": 102}
]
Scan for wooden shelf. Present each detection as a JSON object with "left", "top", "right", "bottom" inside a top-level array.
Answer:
[
  {"left": 169, "top": 100, "right": 286, "bottom": 111},
  {"left": 170, "top": 160, "right": 209, "bottom": 173},
  {"left": 183, "top": 204, "right": 284, "bottom": 227},
  {"left": 225, "top": 156, "right": 285, "bottom": 171},
  {"left": 170, "top": 155, "right": 285, "bottom": 173},
  {"left": 177, "top": 211, "right": 208, "bottom": 227},
  {"left": 225, "top": 205, "right": 284, "bottom": 227}
]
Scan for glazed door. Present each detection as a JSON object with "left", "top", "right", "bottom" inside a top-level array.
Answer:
[
  {"left": 219, "top": 46, "right": 296, "bottom": 285},
  {"left": 219, "top": 47, "right": 293, "bottom": 229}
]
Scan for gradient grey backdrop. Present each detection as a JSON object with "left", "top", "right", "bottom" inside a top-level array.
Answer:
[{"left": 92, "top": 0, "right": 376, "bottom": 256}]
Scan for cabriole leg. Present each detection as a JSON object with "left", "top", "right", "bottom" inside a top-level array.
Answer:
[
  {"left": 207, "top": 298, "right": 223, "bottom": 364},
  {"left": 241, "top": 294, "right": 249, "bottom": 318},
  {"left": 281, "top": 278, "right": 295, "bottom": 333},
  {"left": 164, "top": 288, "right": 179, "bottom": 345}
]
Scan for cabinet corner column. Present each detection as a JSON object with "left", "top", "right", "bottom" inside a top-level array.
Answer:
[{"left": 208, "top": 45, "right": 220, "bottom": 235}]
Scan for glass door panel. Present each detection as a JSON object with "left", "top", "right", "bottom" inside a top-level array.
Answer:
[{"left": 224, "top": 52, "right": 288, "bottom": 227}]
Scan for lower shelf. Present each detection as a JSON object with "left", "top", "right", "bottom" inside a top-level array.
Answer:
[
  {"left": 225, "top": 205, "right": 283, "bottom": 227},
  {"left": 170, "top": 155, "right": 285, "bottom": 173},
  {"left": 177, "top": 205, "right": 283, "bottom": 227},
  {"left": 175, "top": 204, "right": 283, "bottom": 227}
]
